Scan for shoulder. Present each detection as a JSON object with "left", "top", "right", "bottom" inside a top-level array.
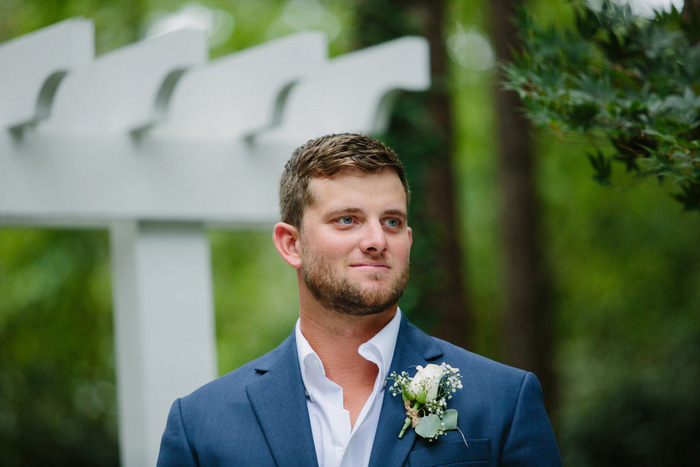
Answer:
[
  {"left": 398, "top": 319, "right": 561, "bottom": 463},
  {"left": 436, "top": 335, "right": 538, "bottom": 404},
  {"left": 435, "top": 336, "right": 526, "bottom": 382},
  {"left": 398, "top": 318, "right": 538, "bottom": 412},
  {"left": 400, "top": 317, "right": 527, "bottom": 382},
  {"left": 159, "top": 336, "right": 297, "bottom": 466}
]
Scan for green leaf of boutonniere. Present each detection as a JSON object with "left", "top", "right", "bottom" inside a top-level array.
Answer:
[
  {"left": 415, "top": 414, "right": 441, "bottom": 439},
  {"left": 441, "top": 409, "right": 458, "bottom": 431}
]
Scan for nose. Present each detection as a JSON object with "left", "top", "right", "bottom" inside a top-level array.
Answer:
[{"left": 360, "top": 220, "right": 388, "bottom": 253}]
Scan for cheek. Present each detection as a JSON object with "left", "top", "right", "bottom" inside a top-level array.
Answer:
[
  {"left": 307, "top": 237, "right": 351, "bottom": 263},
  {"left": 319, "top": 232, "right": 357, "bottom": 252},
  {"left": 394, "top": 238, "right": 412, "bottom": 260}
]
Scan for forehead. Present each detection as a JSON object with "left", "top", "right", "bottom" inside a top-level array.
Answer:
[{"left": 306, "top": 168, "right": 407, "bottom": 213}]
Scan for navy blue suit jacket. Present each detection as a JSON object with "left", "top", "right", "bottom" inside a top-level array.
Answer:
[{"left": 157, "top": 315, "right": 562, "bottom": 466}]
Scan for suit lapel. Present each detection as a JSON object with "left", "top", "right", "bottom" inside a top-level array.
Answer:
[
  {"left": 368, "top": 316, "right": 443, "bottom": 467},
  {"left": 246, "top": 334, "right": 319, "bottom": 467}
]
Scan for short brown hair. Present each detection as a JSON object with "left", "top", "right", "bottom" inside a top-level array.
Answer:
[{"left": 279, "top": 133, "right": 410, "bottom": 227}]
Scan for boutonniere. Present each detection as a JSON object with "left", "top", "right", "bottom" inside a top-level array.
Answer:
[{"left": 388, "top": 363, "right": 467, "bottom": 445}]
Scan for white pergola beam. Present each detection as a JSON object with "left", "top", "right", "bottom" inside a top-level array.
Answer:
[{"left": 0, "top": 137, "right": 285, "bottom": 226}]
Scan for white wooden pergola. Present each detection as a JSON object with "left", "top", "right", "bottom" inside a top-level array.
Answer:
[{"left": 0, "top": 19, "right": 429, "bottom": 466}]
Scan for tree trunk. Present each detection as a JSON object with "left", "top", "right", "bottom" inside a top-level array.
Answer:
[
  {"left": 353, "top": 0, "right": 473, "bottom": 349},
  {"left": 682, "top": 0, "right": 700, "bottom": 44},
  {"left": 682, "top": 0, "right": 700, "bottom": 20},
  {"left": 490, "top": 0, "right": 557, "bottom": 412}
]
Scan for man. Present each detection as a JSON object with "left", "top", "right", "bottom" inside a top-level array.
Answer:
[{"left": 157, "top": 133, "right": 562, "bottom": 466}]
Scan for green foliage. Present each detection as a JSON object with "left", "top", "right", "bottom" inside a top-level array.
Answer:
[
  {"left": 0, "top": 230, "right": 118, "bottom": 466},
  {"left": 537, "top": 134, "right": 700, "bottom": 466},
  {"left": 499, "top": 2, "right": 700, "bottom": 459},
  {"left": 560, "top": 329, "right": 700, "bottom": 466},
  {"left": 504, "top": 0, "right": 700, "bottom": 211},
  {"left": 209, "top": 231, "right": 298, "bottom": 374}
]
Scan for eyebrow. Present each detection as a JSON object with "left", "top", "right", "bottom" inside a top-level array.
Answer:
[
  {"left": 325, "top": 207, "right": 408, "bottom": 219},
  {"left": 383, "top": 209, "right": 408, "bottom": 219}
]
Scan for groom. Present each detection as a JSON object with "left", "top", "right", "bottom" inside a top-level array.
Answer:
[{"left": 157, "top": 134, "right": 562, "bottom": 466}]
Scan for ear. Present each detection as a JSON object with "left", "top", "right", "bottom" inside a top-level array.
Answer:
[
  {"left": 407, "top": 226, "right": 413, "bottom": 247},
  {"left": 272, "top": 222, "right": 302, "bottom": 269}
]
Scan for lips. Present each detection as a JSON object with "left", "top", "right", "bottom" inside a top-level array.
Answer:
[{"left": 350, "top": 262, "right": 390, "bottom": 270}]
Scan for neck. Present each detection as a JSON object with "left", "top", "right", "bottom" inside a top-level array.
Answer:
[
  {"left": 298, "top": 296, "right": 397, "bottom": 370},
  {"left": 298, "top": 289, "right": 397, "bottom": 427}
]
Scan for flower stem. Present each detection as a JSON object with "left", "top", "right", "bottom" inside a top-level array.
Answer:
[{"left": 398, "top": 416, "right": 412, "bottom": 439}]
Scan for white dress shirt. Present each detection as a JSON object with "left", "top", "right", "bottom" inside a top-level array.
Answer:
[{"left": 295, "top": 309, "right": 402, "bottom": 467}]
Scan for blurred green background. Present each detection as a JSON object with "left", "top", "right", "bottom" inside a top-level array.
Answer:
[{"left": 1, "top": 0, "right": 699, "bottom": 466}]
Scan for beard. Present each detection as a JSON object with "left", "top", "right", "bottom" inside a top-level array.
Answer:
[{"left": 300, "top": 250, "right": 410, "bottom": 317}]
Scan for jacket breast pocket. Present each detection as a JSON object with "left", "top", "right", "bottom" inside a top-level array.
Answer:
[{"left": 407, "top": 438, "right": 491, "bottom": 466}]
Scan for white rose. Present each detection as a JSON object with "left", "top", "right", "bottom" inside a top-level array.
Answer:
[{"left": 408, "top": 364, "right": 444, "bottom": 404}]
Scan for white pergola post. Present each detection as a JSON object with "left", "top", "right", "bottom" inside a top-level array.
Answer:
[
  {"left": 110, "top": 222, "right": 216, "bottom": 466},
  {"left": 0, "top": 18, "right": 430, "bottom": 467}
]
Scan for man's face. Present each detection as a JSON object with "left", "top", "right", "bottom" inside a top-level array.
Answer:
[{"left": 298, "top": 168, "right": 412, "bottom": 316}]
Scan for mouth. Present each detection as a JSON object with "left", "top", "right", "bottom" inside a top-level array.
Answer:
[{"left": 350, "top": 262, "right": 390, "bottom": 271}]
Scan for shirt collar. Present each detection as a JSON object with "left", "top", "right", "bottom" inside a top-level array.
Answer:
[{"left": 295, "top": 308, "right": 402, "bottom": 398}]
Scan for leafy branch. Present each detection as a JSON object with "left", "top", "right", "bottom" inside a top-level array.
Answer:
[{"left": 503, "top": 0, "right": 700, "bottom": 211}]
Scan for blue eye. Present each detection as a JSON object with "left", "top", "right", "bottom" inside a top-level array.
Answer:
[
  {"left": 339, "top": 216, "right": 353, "bottom": 225},
  {"left": 386, "top": 218, "right": 399, "bottom": 228}
]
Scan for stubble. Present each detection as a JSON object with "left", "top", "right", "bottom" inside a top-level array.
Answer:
[{"left": 300, "top": 250, "right": 409, "bottom": 317}]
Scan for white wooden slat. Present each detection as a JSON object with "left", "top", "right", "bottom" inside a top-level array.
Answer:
[
  {"left": 0, "top": 18, "right": 93, "bottom": 129},
  {"left": 156, "top": 32, "right": 327, "bottom": 140},
  {"left": 41, "top": 28, "right": 207, "bottom": 135},
  {"left": 269, "top": 36, "right": 430, "bottom": 139}
]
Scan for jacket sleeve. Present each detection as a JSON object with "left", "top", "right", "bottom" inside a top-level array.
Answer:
[
  {"left": 501, "top": 372, "right": 562, "bottom": 466},
  {"left": 157, "top": 398, "right": 198, "bottom": 467}
]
